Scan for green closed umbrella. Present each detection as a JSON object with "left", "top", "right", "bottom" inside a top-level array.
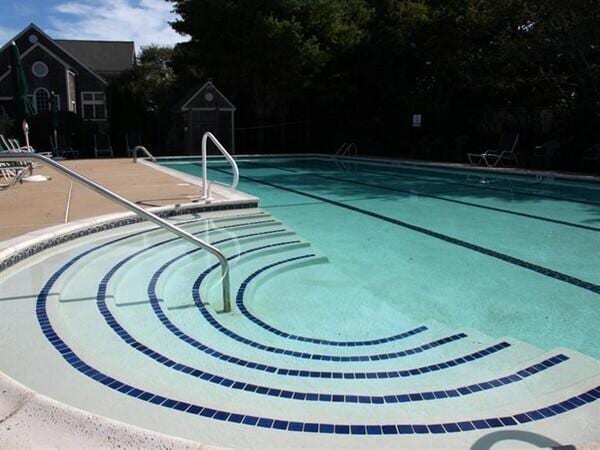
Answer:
[
  {"left": 50, "top": 92, "right": 59, "bottom": 150},
  {"left": 10, "top": 41, "right": 35, "bottom": 148}
]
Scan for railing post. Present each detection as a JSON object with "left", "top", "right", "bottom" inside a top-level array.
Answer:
[{"left": 201, "top": 132, "right": 239, "bottom": 200}]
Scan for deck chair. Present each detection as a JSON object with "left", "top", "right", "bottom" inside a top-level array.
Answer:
[
  {"left": 125, "top": 133, "right": 142, "bottom": 157},
  {"left": 94, "top": 134, "right": 114, "bottom": 158},
  {"left": 50, "top": 134, "right": 79, "bottom": 159},
  {"left": 0, "top": 146, "right": 32, "bottom": 190},
  {"left": 3, "top": 136, "right": 53, "bottom": 158},
  {"left": 532, "top": 140, "right": 560, "bottom": 168},
  {"left": 468, "top": 132, "right": 520, "bottom": 167}
]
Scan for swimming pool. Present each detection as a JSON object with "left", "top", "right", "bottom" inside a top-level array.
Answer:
[
  {"left": 0, "top": 155, "right": 598, "bottom": 448},
  {"left": 161, "top": 156, "right": 600, "bottom": 358}
]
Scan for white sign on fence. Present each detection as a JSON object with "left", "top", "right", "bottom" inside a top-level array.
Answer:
[{"left": 412, "top": 114, "right": 422, "bottom": 128}]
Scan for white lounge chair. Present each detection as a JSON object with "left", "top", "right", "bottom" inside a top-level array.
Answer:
[
  {"left": 94, "top": 134, "right": 114, "bottom": 158},
  {"left": 468, "top": 133, "right": 520, "bottom": 167}
]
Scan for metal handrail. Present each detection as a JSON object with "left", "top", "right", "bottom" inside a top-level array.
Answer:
[
  {"left": 0, "top": 153, "right": 232, "bottom": 312},
  {"left": 132, "top": 146, "right": 157, "bottom": 163},
  {"left": 335, "top": 142, "right": 358, "bottom": 157},
  {"left": 201, "top": 132, "right": 239, "bottom": 199}
]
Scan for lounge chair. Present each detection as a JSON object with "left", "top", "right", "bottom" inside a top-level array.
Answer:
[
  {"left": 532, "top": 140, "right": 560, "bottom": 169},
  {"left": 1, "top": 134, "right": 53, "bottom": 158},
  {"left": 50, "top": 134, "right": 79, "bottom": 159},
  {"left": 468, "top": 132, "right": 520, "bottom": 167},
  {"left": 126, "top": 133, "right": 141, "bottom": 157},
  {"left": 94, "top": 134, "right": 114, "bottom": 158},
  {"left": 0, "top": 145, "right": 31, "bottom": 189}
]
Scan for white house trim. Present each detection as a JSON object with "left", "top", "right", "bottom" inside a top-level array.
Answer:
[
  {"left": 0, "top": 23, "right": 108, "bottom": 86},
  {"left": 181, "top": 81, "right": 236, "bottom": 111}
]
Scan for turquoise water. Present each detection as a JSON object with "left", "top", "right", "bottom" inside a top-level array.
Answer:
[{"left": 160, "top": 157, "right": 600, "bottom": 358}]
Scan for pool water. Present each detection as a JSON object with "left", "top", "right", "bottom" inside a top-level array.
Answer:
[{"left": 161, "top": 157, "right": 600, "bottom": 358}]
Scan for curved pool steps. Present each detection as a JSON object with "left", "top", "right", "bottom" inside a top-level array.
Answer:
[
  {"left": 0, "top": 209, "right": 598, "bottom": 447},
  {"left": 56, "top": 217, "right": 285, "bottom": 304}
]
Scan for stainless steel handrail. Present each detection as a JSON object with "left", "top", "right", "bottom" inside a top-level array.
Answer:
[
  {"left": 132, "top": 146, "right": 157, "bottom": 163},
  {"left": 201, "top": 132, "right": 239, "bottom": 199},
  {"left": 0, "top": 153, "right": 232, "bottom": 312}
]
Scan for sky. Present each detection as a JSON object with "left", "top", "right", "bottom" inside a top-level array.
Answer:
[{"left": 0, "top": 0, "right": 188, "bottom": 50}]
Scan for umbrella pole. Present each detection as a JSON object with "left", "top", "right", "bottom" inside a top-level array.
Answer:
[
  {"left": 22, "top": 120, "right": 33, "bottom": 175},
  {"left": 22, "top": 120, "right": 31, "bottom": 150}
]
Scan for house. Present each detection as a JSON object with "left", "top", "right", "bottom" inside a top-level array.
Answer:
[{"left": 0, "top": 23, "right": 134, "bottom": 123}]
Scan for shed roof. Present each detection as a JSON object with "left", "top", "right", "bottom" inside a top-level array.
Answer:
[{"left": 179, "top": 81, "right": 235, "bottom": 111}]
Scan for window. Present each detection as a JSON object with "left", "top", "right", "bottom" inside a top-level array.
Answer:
[
  {"left": 81, "top": 91, "right": 106, "bottom": 120},
  {"left": 33, "top": 88, "right": 51, "bottom": 113},
  {"left": 66, "top": 71, "right": 77, "bottom": 113},
  {"left": 32, "top": 61, "right": 48, "bottom": 78}
]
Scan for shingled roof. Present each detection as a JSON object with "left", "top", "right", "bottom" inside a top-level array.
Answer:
[{"left": 55, "top": 39, "right": 135, "bottom": 77}]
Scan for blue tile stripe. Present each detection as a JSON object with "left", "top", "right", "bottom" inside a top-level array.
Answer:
[
  {"left": 238, "top": 160, "right": 600, "bottom": 232},
  {"left": 151, "top": 241, "right": 475, "bottom": 364},
  {"left": 211, "top": 168, "right": 600, "bottom": 295},
  {"left": 233, "top": 256, "right": 462, "bottom": 355},
  {"left": 189, "top": 254, "right": 487, "bottom": 364},
  {"left": 48, "top": 217, "right": 431, "bottom": 349},
  {"left": 33, "top": 225, "right": 600, "bottom": 434},
  {"left": 36, "top": 267, "right": 600, "bottom": 434}
]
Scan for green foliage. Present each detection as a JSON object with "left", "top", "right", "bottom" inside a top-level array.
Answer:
[{"left": 165, "top": 0, "right": 599, "bottom": 157}]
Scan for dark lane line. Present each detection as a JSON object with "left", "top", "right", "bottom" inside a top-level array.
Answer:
[
  {"left": 350, "top": 165, "right": 600, "bottom": 207},
  {"left": 278, "top": 158, "right": 600, "bottom": 207},
  {"left": 212, "top": 166, "right": 600, "bottom": 295},
  {"left": 236, "top": 161, "right": 599, "bottom": 232}
]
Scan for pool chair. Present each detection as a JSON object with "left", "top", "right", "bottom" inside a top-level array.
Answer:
[
  {"left": 532, "top": 140, "right": 560, "bottom": 169},
  {"left": 94, "top": 133, "right": 114, "bottom": 158},
  {"left": 1, "top": 135, "right": 54, "bottom": 158},
  {"left": 0, "top": 146, "right": 31, "bottom": 190},
  {"left": 467, "top": 132, "right": 520, "bottom": 167},
  {"left": 50, "top": 134, "right": 79, "bottom": 159}
]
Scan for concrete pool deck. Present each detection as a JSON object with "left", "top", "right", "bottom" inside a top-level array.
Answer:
[{"left": 0, "top": 158, "right": 256, "bottom": 242}]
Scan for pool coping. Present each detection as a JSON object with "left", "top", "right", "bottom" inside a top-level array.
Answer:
[
  {"left": 0, "top": 370, "right": 222, "bottom": 449},
  {"left": 0, "top": 198, "right": 259, "bottom": 273}
]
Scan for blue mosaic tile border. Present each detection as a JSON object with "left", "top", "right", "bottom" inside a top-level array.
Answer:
[
  {"left": 117, "top": 264, "right": 576, "bottom": 403},
  {"left": 212, "top": 168, "right": 600, "bottom": 295},
  {"left": 234, "top": 257, "right": 455, "bottom": 355},
  {"left": 36, "top": 267, "right": 600, "bottom": 434},
  {"left": 33, "top": 215, "right": 600, "bottom": 434},
  {"left": 0, "top": 201, "right": 258, "bottom": 273},
  {"left": 150, "top": 238, "right": 458, "bottom": 362}
]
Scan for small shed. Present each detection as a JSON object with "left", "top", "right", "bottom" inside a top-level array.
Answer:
[{"left": 178, "top": 80, "right": 236, "bottom": 154}]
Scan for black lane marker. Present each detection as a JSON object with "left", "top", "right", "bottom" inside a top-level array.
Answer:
[
  {"left": 211, "top": 166, "right": 600, "bottom": 295},
  {"left": 267, "top": 157, "right": 600, "bottom": 207},
  {"left": 237, "top": 161, "right": 600, "bottom": 232},
  {"left": 333, "top": 161, "right": 600, "bottom": 207}
]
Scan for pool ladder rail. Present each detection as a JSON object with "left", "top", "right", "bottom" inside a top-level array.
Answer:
[
  {"left": 335, "top": 142, "right": 358, "bottom": 157},
  {"left": 0, "top": 152, "right": 233, "bottom": 313}
]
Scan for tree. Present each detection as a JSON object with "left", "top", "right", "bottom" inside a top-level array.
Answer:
[
  {"left": 169, "top": 0, "right": 373, "bottom": 147},
  {"left": 108, "top": 45, "right": 176, "bottom": 151}
]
